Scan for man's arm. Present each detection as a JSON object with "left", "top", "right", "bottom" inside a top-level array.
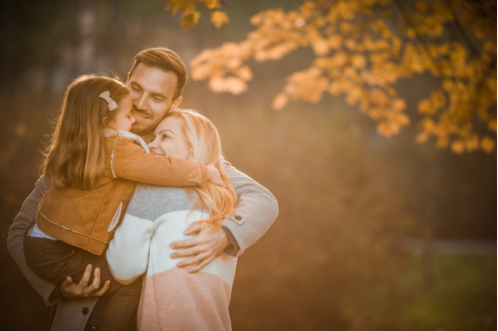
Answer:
[
  {"left": 221, "top": 160, "right": 279, "bottom": 257},
  {"left": 7, "top": 176, "right": 110, "bottom": 305},
  {"left": 7, "top": 176, "right": 59, "bottom": 306},
  {"left": 170, "top": 160, "right": 279, "bottom": 270}
]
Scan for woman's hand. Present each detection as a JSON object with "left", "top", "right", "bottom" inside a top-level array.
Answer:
[{"left": 206, "top": 164, "right": 225, "bottom": 187}]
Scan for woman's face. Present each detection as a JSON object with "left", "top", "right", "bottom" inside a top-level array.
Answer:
[{"left": 148, "top": 116, "right": 190, "bottom": 159}]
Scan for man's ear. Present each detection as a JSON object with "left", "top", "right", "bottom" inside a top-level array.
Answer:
[{"left": 170, "top": 96, "right": 183, "bottom": 111}]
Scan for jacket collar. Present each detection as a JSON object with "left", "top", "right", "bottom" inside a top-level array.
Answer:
[{"left": 104, "top": 129, "right": 151, "bottom": 153}]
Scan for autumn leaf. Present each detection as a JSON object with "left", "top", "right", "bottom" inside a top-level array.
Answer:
[
  {"left": 187, "top": 0, "right": 497, "bottom": 154},
  {"left": 203, "top": 0, "right": 220, "bottom": 10},
  {"left": 272, "top": 93, "right": 289, "bottom": 110},
  {"left": 481, "top": 137, "right": 495, "bottom": 153},
  {"left": 181, "top": 10, "right": 201, "bottom": 30},
  {"left": 211, "top": 10, "right": 229, "bottom": 29},
  {"left": 165, "top": 0, "right": 197, "bottom": 14}
]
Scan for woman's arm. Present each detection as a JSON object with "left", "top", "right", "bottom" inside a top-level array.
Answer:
[
  {"left": 110, "top": 137, "right": 208, "bottom": 187},
  {"left": 106, "top": 185, "right": 155, "bottom": 284}
]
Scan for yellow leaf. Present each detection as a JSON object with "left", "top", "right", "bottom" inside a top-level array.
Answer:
[
  {"left": 351, "top": 54, "right": 366, "bottom": 68},
  {"left": 377, "top": 121, "right": 399, "bottom": 137},
  {"left": 165, "top": 0, "right": 197, "bottom": 14},
  {"left": 392, "top": 99, "right": 406, "bottom": 112},
  {"left": 481, "top": 136, "right": 495, "bottom": 153},
  {"left": 330, "top": 52, "right": 347, "bottom": 67},
  {"left": 465, "top": 135, "right": 479, "bottom": 152},
  {"left": 272, "top": 93, "right": 288, "bottom": 110},
  {"left": 312, "top": 39, "right": 330, "bottom": 55},
  {"left": 406, "top": 28, "right": 416, "bottom": 39},
  {"left": 236, "top": 66, "right": 253, "bottom": 81},
  {"left": 203, "top": 0, "right": 220, "bottom": 10},
  {"left": 442, "top": 80, "right": 453, "bottom": 91},
  {"left": 209, "top": 77, "right": 247, "bottom": 94},
  {"left": 484, "top": 41, "right": 497, "bottom": 53},
  {"left": 416, "top": 132, "right": 429, "bottom": 144},
  {"left": 211, "top": 10, "right": 229, "bottom": 28},
  {"left": 451, "top": 140, "right": 465, "bottom": 154},
  {"left": 181, "top": 10, "right": 201, "bottom": 30},
  {"left": 328, "top": 35, "right": 342, "bottom": 49},
  {"left": 488, "top": 119, "right": 497, "bottom": 132},
  {"left": 340, "top": 22, "right": 354, "bottom": 33},
  {"left": 417, "top": 99, "right": 432, "bottom": 114}
]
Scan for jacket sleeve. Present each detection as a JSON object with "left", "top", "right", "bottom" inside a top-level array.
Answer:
[
  {"left": 106, "top": 186, "right": 154, "bottom": 285},
  {"left": 221, "top": 160, "right": 279, "bottom": 257},
  {"left": 7, "top": 175, "right": 59, "bottom": 306},
  {"left": 110, "top": 138, "right": 208, "bottom": 187}
]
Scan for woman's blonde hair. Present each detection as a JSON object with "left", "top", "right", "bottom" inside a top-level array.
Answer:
[
  {"left": 43, "top": 74, "right": 129, "bottom": 189},
  {"left": 165, "top": 109, "right": 237, "bottom": 226}
]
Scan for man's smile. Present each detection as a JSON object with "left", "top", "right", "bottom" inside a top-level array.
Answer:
[{"left": 132, "top": 109, "right": 151, "bottom": 119}]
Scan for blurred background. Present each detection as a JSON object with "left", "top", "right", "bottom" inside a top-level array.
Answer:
[{"left": 0, "top": 0, "right": 496, "bottom": 330}]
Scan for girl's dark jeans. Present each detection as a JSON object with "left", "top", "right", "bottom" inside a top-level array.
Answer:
[{"left": 24, "top": 235, "right": 141, "bottom": 331}]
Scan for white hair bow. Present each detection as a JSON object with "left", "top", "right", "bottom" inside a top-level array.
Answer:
[{"left": 99, "top": 91, "right": 118, "bottom": 111}]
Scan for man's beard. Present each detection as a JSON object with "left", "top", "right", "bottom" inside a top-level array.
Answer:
[{"left": 130, "top": 104, "right": 169, "bottom": 137}]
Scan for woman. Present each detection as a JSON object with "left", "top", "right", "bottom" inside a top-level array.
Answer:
[{"left": 106, "top": 109, "right": 238, "bottom": 331}]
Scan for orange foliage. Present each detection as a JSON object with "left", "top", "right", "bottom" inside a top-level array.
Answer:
[
  {"left": 165, "top": 0, "right": 228, "bottom": 30},
  {"left": 168, "top": 0, "right": 497, "bottom": 153}
]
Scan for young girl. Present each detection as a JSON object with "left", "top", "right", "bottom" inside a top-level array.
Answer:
[{"left": 23, "top": 75, "right": 221, "bottom": 331}]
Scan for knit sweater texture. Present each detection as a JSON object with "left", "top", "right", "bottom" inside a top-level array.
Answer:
[{"left": 107, "top": 184, "right": 237, "bottom": 331}]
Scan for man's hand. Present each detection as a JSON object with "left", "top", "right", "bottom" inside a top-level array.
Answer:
[
  {"left": 170, "top": 221, "right": 231, "bottom": 273},
  {"left": 60, "top": 264, "right": 111, "bottom": 298}
]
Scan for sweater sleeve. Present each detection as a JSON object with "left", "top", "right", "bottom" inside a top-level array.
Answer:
[
  {"left": 7, "top": 175, "right": 59, "bottom": 306},
  {"left": 106, "top": 185, "right": 155, "bottom": 285},
  {"left": 110, "top": 138, "right": 208, "bottom": 187}
]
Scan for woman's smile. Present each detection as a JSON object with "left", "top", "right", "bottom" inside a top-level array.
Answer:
[{"left": 148, "top": 116, "right": 191, "bottom": 160}]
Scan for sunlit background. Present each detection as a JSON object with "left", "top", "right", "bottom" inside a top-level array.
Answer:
[{"left": 0, "top": 1, "right": 496, "bottom": 330}]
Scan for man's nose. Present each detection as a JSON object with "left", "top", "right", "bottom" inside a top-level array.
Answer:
[{"left": 135, "top": 94, "right": 147, "bottom": 110}]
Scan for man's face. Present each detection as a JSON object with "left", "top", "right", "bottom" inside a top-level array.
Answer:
[{"left": 127, "top": 63, "right": 183, "bottom": 137}]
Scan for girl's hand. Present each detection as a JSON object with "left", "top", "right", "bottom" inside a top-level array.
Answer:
[{"left": 206, "top": 164, "right": 225, "bottom": 187}]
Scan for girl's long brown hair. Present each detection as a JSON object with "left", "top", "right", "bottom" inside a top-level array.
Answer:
[
  {"left": 166, "top": 109, "right": 237, "bottom": 226},
  {"left": 44, "top": 74, "right": 129, "bottom": 189}
]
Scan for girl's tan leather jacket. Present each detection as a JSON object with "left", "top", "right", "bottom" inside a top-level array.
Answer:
[{"left": 36, "top": 134, "right": 207, "bottom": 255}]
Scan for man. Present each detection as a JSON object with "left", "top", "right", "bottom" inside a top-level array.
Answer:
[{"left": 8, "top": 48, "right": 279, "bottom": 330}]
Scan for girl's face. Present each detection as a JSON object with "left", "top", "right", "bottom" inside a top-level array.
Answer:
[
  {"left": 148, "top": 116, "right": 190, "bottom": 159},
  {"left": 109, "top": 95, "right": 136, "bottom": 132}
]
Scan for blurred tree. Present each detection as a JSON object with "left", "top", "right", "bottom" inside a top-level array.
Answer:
[{"left": 166, "top": 0, "right": 497, "bottom": 154}]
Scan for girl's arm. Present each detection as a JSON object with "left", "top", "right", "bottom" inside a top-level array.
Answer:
[{"left": 109, "top": 137, "right": 208, "bottom": 187}]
